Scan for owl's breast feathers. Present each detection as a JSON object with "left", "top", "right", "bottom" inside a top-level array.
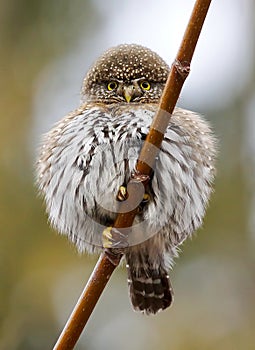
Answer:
[{"left": 37, "top": 103, "right": 216, "bottom": 252}]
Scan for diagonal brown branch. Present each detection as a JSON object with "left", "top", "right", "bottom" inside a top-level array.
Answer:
[{"left": 53, "top": 1, "right": 212, "bottom": 349}]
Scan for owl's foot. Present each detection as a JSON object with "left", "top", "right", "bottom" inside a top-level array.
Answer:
[
  {"left": 117, "top": 186, "right": 128, "bottom": 201},
  {"left": 117, "top": 185, "right": 150, "bottom": 204},
  {"left": 102, "top": 226, "right": 129, "bottom": 249},
  {"left": 142, "top": 193, "right": 150, "bottom": 203},
  {"left": 102, "top": 227, "right": 113, "bottom": 248}
]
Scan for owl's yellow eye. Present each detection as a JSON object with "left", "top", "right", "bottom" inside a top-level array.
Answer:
[
  {"left": 107, "top": 81, "right": 118, "bottom": 91},
  {"left": 140, "top": 81, "right": 151, "bottom": 91}
]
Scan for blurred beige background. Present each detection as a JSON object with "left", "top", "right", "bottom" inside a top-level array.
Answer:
[{"left": 0, "top": 1, "right": 255, "bottom": 349}]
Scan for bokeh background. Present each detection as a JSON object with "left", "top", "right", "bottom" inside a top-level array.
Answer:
[{"left": 1, "top": 0, "right": 255, "bottom": 349}]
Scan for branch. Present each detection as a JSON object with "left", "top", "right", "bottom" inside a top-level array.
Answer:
[{"left": 53, "top": 1, "right": 212, "bottom": 349}]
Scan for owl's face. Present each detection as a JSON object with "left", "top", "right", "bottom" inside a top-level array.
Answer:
[{"left": 82, "top": 44, "right": 170, "bottom": 104}]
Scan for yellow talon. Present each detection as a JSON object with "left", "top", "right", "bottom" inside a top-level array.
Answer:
[
  {"left": 102, "top": 226, "right": 113, "bottom": 248},
  {"left": 143, "top": 193, "right": 150, "bottom": 202},
  {"left": 117, "top": 185, "right": 128, "bottom": 201}
]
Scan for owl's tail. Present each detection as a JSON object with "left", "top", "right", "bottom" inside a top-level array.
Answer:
[{"left": 126, "top": 257, "right": 173, "bottom": 315}]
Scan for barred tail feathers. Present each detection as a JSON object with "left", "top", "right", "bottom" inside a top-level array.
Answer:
[{"left": 126, "top": 258, "right": 173, "bottom": 315}]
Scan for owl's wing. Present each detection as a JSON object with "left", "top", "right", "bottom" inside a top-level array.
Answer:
[
  {"left": 146, "top": 108, "right": 216, "bottom": 246},
  {"left": 36, "top": 105, "right": 112, "bottom": 250}
]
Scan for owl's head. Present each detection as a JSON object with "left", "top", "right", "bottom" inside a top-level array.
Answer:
[{"left": 82, "top": 44, "right": 170, "bottom": 104}]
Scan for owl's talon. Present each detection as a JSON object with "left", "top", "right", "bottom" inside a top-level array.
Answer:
[
  {"left": 117, "top": 186, "right": 150, "bottom": 204},
  {"left": 142, "top": 193, "right": 150, "bottom": 203},
  {"left": 117, "top": 185, "right": 128, "bottom": 201},
  {"left": 102, "top": 227, "right": 113, "bottom": 248},
  {"left": 102, "top": 226, "right": 129, "bottom": 249}
]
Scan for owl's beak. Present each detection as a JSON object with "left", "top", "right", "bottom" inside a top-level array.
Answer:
[{"left": 123, "top": 86, "right": 134, "bottom": 103}]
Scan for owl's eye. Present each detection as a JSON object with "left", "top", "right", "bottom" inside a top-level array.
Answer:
[
  {"left": 107, "top": 81, "right": 118, "bottom": 91},
  {"left": 140, "top": 81, "right": 151, "bottom": 91}
]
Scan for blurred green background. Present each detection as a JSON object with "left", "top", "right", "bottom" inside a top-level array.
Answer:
[{"left": 0, "top": 1, "right": 255, "bottom": 349}]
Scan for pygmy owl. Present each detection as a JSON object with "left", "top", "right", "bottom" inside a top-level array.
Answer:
[{"left": 36, "top": 44, "right": 217, "bottom": 314}]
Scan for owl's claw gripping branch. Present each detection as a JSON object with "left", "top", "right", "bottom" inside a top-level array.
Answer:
[
  {"left": 102, "top": 227, "right": 113, "bottom": 248},
  {"left": 102, "top": 226, "right": 129, "bottom": 250},
  {"left": 117, "top": 185, "right": 150, "bottom": 204},
  {"left": 131, "top": 171, "right": 151, "bottom": 206},
  {"left": 117, "top": 186, "right": 128, "bottom": 201},
  {"left": 142, "top": 193, "right": 150, "bottom": 203}
]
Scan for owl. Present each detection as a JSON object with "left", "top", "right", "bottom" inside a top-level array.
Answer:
[{"left": 36, "top": 44, "right": 217, "bottom": 315}]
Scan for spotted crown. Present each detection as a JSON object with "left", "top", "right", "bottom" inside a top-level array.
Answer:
[{"left": 82, "top": 44, "right": 170, "bottom": 95}]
